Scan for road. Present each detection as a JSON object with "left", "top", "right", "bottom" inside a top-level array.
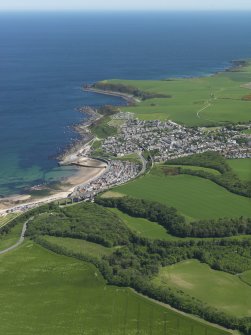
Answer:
[
  {"left": 137, "top": 151, "right": 147, "bottom": 175},
  {"left": 0, "top": 220, "right": 28, "bottom": 255}
]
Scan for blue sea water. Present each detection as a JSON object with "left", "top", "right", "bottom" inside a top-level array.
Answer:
[{"left": 0, "top": 11, "right": 251, "bottom": 196}]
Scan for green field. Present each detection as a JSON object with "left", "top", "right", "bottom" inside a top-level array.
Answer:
[
  {"left": 106, "top": 61, "right": 251, "bottom": 126},
  {"left": 43, "top": 235, "right": 114, "bottom": 259},
  {"left": 153, "top": 259, "right": 251, "bottom": 318},
  {"left": 90, "top": 115, "right": 117, "bottom": 139},
  {"left": 0, "top": 241, "right": 230, "bottom": 335},
  {"left": 0, "top": 222, "right": 22, "bottom": 250},
  {"left": 113, "top": 172, "right": 251, "bottom": 220},
  {"left": 108, "top": 208, "right": 176, "bottom": 240},
  {"left": 227, "top": 158, "right": 251, "bottom": 181},
  {"left": 240, "top": 270, "right": 251, "bottom": 286}
]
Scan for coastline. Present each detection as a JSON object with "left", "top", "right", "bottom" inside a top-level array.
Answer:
[
  {"left": 1, "top": 58, "right": 249, "bottom": 215},
  {"left": 0, "top": 164, "right": 107, "bottom": 215},
  {"left": 83, "top": 85, "right": 141, "bottom": 104}
]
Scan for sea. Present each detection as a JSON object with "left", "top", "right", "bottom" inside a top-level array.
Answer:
[{"left": 1, "top": 11, "right": 251, "bottom": 196}]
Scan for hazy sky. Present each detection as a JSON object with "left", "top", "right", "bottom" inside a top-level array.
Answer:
[{"left": 1, "top": 0, "right": 251, "bottom": 11}]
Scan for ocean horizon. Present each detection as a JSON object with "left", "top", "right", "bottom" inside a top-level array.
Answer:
[{"left": 1, "top": 11, "right": 251, "bottom": 196}]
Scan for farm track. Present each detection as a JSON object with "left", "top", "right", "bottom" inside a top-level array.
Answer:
[
  {"left": 197, "top": 103, "right": 211, "bottom": 118},
  {"left": 0, "top": 220, "right": 28, "bottom": 255}
]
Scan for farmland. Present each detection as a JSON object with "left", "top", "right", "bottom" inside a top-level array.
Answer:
[
  {"left": 0, "top": 221, "right": 23, "bottom": 250},
  {"left": 240, "top": 270, "right": 251, "bottom": 286},
  {"left": 105, "top": 60, "right": 251, "bottom": 126},
  {"left": 108, "top": 207, "right": 176, "bottom": 240},
  {"left": 0, "top": 241, "right": 230, "bottom": 335},
  {"left": 43, "top": 235, "right": 114, "bottom": 259},
  {"left": 227, "top": 158, "right": 251, "bottom": 181},
  {"left": 153, "top": 259, "right": 251, "bottom": 318},
  {"left": 113, "top": 170, "right": 251, "bottom": 220}
]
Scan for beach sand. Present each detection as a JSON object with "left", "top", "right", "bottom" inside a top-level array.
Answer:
[
  {"left": 59, "top": 165, "right": 106, "bottom": 192},
  {"left": 0, "top": 164, "right": 106, "bottom": 213}
]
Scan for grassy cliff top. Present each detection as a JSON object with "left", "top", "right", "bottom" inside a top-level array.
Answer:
[{"left": 101, "top": 60, "right": 251, "bottom": 126}]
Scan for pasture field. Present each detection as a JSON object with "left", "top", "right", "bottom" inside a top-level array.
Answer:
[
  {"left": 108, "top": 208, "right": 176, "bottom": 241},
  {"left": 227, "top": 158, "right": 251, "bottom": 181},
  {"left": 153, "top": 259, "right": 251, "bottom": 318},
  {"left": 90, "top": 115, "right": 117, "bottom": 138},
  {"left": 107, "top": 61, "right": 251, "bottom": 126},
  {"left": 101, "top": 191, "right": 126, "bottom": 198},
  {"left": 240, "top": 270, "right": 251, "bottom": 286},
  {"left": 0, "top": 222, "right": 23, "bottom": 251},
  {"left": 43, "top": 236, "right": 114, "bottom": 259},
  {"left": 113, "top": 172, "right": 251, "bottom": 220},
  {"left": 0, "top": 241, "right": 230, "bottom": 335}
]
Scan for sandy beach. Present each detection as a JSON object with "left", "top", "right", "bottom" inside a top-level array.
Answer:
[{"left": 0, "top": 163, "right": 107, "bottom": 215}]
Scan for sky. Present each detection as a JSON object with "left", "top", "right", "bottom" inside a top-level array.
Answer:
[{"left": 0, "top": 0, "right": 251, "bottom": 11}]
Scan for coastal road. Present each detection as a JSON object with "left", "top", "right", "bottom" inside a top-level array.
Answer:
[{"left": 0, "top": 220, "right": 28, "bottom": 255}]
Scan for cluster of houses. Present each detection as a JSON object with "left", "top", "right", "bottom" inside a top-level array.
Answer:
[
  {"left": 70, "top": 160, "right": 140, "bottom": 201},
  {"left": 101, "top": 118, "right": 251, "bottom": 162}
]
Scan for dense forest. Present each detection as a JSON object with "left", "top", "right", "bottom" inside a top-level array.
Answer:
[{"left": 25, "top": 202, "right": 131, "bottom": 247}]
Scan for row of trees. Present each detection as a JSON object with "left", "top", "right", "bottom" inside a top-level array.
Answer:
[
  {"left": 96, "top": 196, "right": 251, "bottom": 238},
  {"left": 173, "top": 217, "right": 251, "bottom": 238},
  {"left": 165, "top": 151, "right": 251, "bottom": 198},
  {"left": 3, "top": 200, "right": 251, "bottom": 333},
  {"left": 94, "top": 82, "right": 170, "bottom": 100},
  {"left": 34, "top": 231, "right": 251, "bottom": 334}
]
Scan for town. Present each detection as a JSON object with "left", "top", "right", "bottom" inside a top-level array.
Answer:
[
  {"left": 1, "top": 111, "right": 250, "bottom": 214},
  {"left": 101, "top": 115, "right": 251, "bottom": 162},
  {"left": 70, "top": 159, "right": 141, "bottom": 201}
]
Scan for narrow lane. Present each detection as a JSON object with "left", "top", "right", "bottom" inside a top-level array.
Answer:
[{"left": 0, "top": 221, "right": 27, "bottom": 255}]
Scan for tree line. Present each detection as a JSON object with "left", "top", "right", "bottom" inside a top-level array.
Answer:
[
  {"left": 165, "top": 151, "right": 251, "bottom": 198},
  {"left": 3, "top": 200, "right": 251, "bottom": 333},
  {"left": 33, "top": 226, "right": 251, "bottom": 334},
  {"left": 96, "top": 196, "right": 251, "bottom": 238},
  {"left": 94, "top": 82, "right": 171, "bottom": 100}
]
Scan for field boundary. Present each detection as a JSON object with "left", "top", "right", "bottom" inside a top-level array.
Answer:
[{"left": 130, "top": 289, "right": 240, "bottom": 335}]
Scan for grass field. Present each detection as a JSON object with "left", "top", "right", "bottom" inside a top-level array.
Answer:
[
  {"left": 0, "top": 241, "right": 230, "bottom": 335},
  {"left": 105, "top": 61, "right": 251, "bottom": 126},
  {"left": 90, "top": 115, "right": 117, "bottom": 138},
  {"left": 153, "top": 259, "right": 251, "bottom": 318},
  {"left": 43, "top": 236, "right": 114, "bottom": 259},
  {"left": 0, "top": 222, "right": 23, "bottom": 251},
  {"left": 240, "top": 270, "right": 251, "bottom": 286},
  {"left": 0, "top": 213, "right": 19, "bottom": 228},
  {"left": 113, "top": 172, "right": 251, "bottom": 220},
  {"left": 101, "top": 191, "right": 126, "bottom": 198},
  {"left": 227, "top": 158, "right": 251, "bottom": 181},
  {"left": 108, "top": 208, "right": 176, "bottom": 240}
]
